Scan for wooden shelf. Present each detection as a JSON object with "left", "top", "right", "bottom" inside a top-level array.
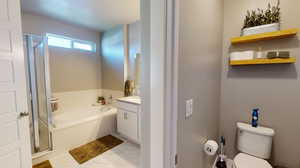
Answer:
[
  {"left": 230, "top": 58, "right": 296, "bottom": 66},
  {"left": 231, "top": 28, "right": 298, "bottom": 44}
]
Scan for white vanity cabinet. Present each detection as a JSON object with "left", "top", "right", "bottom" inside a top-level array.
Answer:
[{"left": 116, "top": 98, "right": 141, "bottom": 144}]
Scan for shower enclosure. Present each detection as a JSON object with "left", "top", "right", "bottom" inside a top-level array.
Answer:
[{"left": 24, "top": 34, "right": 53, "bottom": 156}]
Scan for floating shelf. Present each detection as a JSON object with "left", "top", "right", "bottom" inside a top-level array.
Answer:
[
  {"left": 231, "top": 28, "right": 298, "bottom": 44},
  {"left": 230, "top": 58, "right": 296, "bottom": 66}
]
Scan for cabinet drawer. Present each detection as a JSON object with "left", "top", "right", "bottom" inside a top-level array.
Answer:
[{"left": 116, "top": 101, "right": 138, "bottom": 112}]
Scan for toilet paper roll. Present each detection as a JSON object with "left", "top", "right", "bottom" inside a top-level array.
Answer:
[{"left": 204, "top": 140, "right": 219, "bottom": 156}]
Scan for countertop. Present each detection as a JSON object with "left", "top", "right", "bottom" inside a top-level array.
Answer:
[{"left": 117, "top": 96, "right": 141, "bottom": 105}]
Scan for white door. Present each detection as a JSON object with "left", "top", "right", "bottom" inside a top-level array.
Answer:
[{"left": 0, "top": 0, "right": 32, "bottom": 167}]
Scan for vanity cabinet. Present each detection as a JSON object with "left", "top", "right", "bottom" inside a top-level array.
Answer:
[{"left": 116, "top": 100, "right": 141, "bottom": 144}]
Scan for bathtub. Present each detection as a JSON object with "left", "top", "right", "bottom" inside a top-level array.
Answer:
[{"left": 51, "top": 105, "right": 117, "bottom": 154}]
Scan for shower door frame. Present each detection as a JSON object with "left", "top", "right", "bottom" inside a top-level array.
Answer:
[{"left": 24, "top": 34, "right": 53, "bottom": 156}]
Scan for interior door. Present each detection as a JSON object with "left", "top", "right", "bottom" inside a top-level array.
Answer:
[{"left": 0, "top": 0, "right": 32, "bottom": 167}]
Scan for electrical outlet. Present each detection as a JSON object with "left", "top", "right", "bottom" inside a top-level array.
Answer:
[{"left": 185, "top": 99, "right": 193, "bottom": 118}]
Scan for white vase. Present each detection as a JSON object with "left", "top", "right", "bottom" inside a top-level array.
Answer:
[{"left": 242, "top": 23, "right": 280, "bottom": 36}]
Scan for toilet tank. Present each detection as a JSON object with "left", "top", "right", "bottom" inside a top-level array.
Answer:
[{"left": 237, "top": 122, "right": 275, "bottom": 159}]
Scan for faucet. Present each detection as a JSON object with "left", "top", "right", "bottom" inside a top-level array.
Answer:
[{"left": 108, "top": 95, "right": 113, "bottom": 104}]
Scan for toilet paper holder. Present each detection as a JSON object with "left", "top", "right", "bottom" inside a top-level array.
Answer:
[
  {"left": 200, "top": 137, "right": 208, "bottom": 145},
  {"left": 203, "top": 139, "right": 219, "bottom": 156}
]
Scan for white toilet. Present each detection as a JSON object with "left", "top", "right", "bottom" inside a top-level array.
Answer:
[{"left": 234, "top": 122, "right": 275, "bottom": 168}]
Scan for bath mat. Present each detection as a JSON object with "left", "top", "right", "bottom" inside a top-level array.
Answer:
[
  {"left": 33, "top": 160, "right": 52, "bottom": 168},
  {"left": 69, "top": 135, "right": 124, "bottom": 164}
]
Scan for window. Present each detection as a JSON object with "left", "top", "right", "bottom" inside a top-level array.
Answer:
[
  {"left": 47, "top": 34, "right": 72, "bottom": 49},
  {"left": 46, "top": 33, "right": 96, "bottom": 52},
  {"left": 73, "top": 41, "right": 96, "bottom": 52}
]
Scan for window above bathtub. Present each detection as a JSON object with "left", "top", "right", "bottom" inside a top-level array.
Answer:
[
  {"left": 46, "top": 33, "right": 96, "bottom": 52},
  {"left": 73, "top": 40, "right": 96, "bottom": 52}
]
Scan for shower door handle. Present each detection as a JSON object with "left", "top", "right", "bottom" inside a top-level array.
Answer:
[{"left": 20, "top": 112, "right": 29, "bottom": 117}]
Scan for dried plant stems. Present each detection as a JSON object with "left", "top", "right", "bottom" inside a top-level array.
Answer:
[{"left": 243, "top": 0, "right": 280, "bottom": 29}]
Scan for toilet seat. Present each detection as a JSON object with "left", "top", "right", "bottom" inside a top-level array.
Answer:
[{"left": 234, "top": 153, "right": 272, "bottom": 168}]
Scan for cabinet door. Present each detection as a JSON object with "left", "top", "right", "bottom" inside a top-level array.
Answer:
[
  {"left": 138, "top": 106, "right": 141, "bottom": 142},
  {"left": 117, "top": 110, "right": 125, "bottom": 136},
  {"left": 117, "top": 109, "right": 138, "bottom": 142}
]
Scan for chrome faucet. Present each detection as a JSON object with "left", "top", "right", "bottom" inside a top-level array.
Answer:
[{"left": 108, "top": 95, "right": 113, "bottom": 104}]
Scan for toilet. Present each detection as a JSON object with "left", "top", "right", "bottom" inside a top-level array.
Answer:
[{"left": 234, "top": 122, "right": 275, "bottom": 168}]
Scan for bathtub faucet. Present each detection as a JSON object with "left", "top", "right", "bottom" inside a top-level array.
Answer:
[{"left": 108, "top": 95, "right": 113, "bottom": 104}]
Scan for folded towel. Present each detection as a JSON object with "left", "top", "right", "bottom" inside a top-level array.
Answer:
[
  {"left": 267, "top": 51, "right": 290, "bottom": 59},
  {"left": 230, "top": 51, "right": 255, "bottom": 61}
]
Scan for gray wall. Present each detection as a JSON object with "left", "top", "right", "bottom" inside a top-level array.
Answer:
[
  {"left": 220, "top": 1, "right": 300, "bottom": 168},
  {"left": 177, "top": 0, "right": 223, "bottom": 168},
  {"left": 101, "top": 25, "right": 125, "bottom": 91},
  {"left": 21, "top": 13, "right": 101, "bottom": 92}
]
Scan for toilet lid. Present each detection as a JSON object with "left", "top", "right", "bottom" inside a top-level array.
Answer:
[{"left": 234, "top": 153, "right": 272, "bottom": 168}]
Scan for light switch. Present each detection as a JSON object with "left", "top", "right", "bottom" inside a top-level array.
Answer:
[{"left": 185, "top": 99, "right": 193, "bottom": 118}]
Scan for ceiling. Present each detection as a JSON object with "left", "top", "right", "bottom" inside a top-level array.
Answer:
[{"left": 21, "top": 0, "right": 140, "bottom": 31}]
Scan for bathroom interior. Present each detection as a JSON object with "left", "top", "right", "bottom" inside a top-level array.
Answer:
[
  {"left": 20, "top": 0, "right": 141, "bottom": 167},
  {"left": 6, "top": 0, "right": 299, "bottom": 168},
  {"left": 176, "top": 0, "right": 300, "bottom": 168}
]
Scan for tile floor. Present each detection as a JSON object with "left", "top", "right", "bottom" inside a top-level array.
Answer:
[{"left": 49, "top": 141, "right": 140, "bottom": 168}]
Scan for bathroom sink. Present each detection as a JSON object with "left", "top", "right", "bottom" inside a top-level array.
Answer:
[
  {"left": 117, "top": 96, "right": 141, "bottom": 105},
  {"left": 125, "top": 96, "right": 140, "bottom": 101}
]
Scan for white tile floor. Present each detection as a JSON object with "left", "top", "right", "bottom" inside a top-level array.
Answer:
[{"left": 49, "top": 141, "right": 140, "bottom": 168}]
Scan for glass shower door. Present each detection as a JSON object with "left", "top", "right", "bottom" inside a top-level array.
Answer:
[{"left": 24, "top": 35, "right": 53, "bottom": 155}]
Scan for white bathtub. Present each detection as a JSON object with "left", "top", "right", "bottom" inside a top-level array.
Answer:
[
  {"left": 51, "top": 105, "right": 117, "bottom": 154},
  {"left": 32, "top": 90, "right": 122, "bottom": 164}
]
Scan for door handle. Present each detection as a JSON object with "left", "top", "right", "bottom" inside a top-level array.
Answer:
[{"left": 20, "top": 112, "right": 29, "bottom": 118}]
